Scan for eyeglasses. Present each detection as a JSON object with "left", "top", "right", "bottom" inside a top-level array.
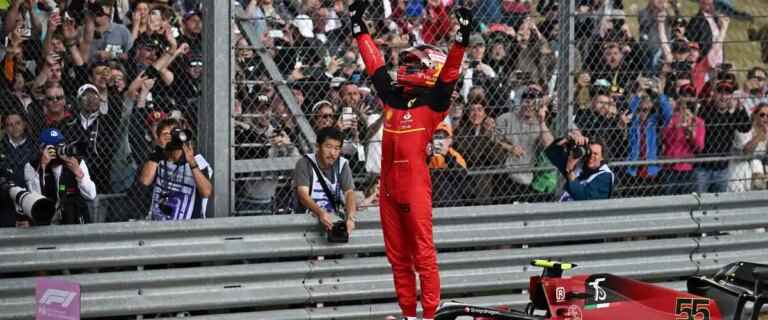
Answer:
[
  {"left": 46, "top": 95, "right": 65, "bottom": 101},
  {"left": 317, "top": 113, "right": 334, "bottom": 119}
]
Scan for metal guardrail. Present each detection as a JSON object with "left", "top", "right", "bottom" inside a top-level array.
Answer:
[{"left": 1, "top": 191, "right": 768, "bottom": 319}]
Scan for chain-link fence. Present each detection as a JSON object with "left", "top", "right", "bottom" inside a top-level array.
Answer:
[
  {"left": 0, "top": 0, "right": 204, "bottom": 225},
  {"left": 229, "top": 0, "right": 768, "bottom": 216}
]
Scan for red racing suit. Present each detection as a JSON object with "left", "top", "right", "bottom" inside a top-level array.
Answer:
[{"left": 356, "top": 34, "right": 466, "bottom": 318}]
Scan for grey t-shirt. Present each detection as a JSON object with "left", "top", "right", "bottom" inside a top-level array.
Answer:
[
  {"left": 88, "top": 22, "right": 134, "bottom": 60},
  {"left": 292, "top": 155, "right": 354, "bottom": 212},
  {"left": 496, "top": 112, "right": 541, "bottom": 185}
]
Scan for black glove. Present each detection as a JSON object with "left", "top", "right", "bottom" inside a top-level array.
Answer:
[
  {"left": 148, "top": 146, "right": 165, "bottom": 163},
  {"left": 348, "top": 0, "right": 369, "bottom": 36},
  {"left": 454, "top": 7, "right": 473, "bottom": 47}
]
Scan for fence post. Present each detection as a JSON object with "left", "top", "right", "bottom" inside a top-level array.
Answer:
[
  {"left": 200, "top": 0, "right": 233, "bottom": 218},
  {"left": 555, "top": 0, "right": 576, "bottom": 194}
]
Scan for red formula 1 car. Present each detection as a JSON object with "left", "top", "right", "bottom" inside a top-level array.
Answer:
[{"left": 435, "top": 260, "right": 768, "bottom": 320}]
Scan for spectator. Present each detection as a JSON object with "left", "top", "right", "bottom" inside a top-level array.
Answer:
[
  {"left": 459, "top": 36, "right": 496, "bottom": 101},
  {"left": 428, "top": 122, "right": 468, "bottom": 207},
  {"left": 453, "top": 96, "right": 506, "bottom": 204},
  {"left": 311, "top": 100, "right": 338, "bottom": 131},
  {"left": 591, "top": 42, "right": 634, "bottom": 98},
  {"left": 292, "top": 127, "right": 357, "bottom": 233},
  {"left": 178, "top": 9, "right": 202, "bottom": 53},
  {"left": 637, "top": 0, "right": 669, "bottom": 72},
  {"left": 337, "top": 82, "right": 372, "bottom": 173},
  {"left": 28, "top": 83, "right": 74, "bottom": 135},
  {"left": 128, "top": 1, "right": 151, "bottom": 42},
  {"left": 509, "top": 18, "right": 555, "bottom": 87},
  {"left": 138, "top": 118, "right": 212, "bottom": 220},
  {"left": 87, "top": 0, "right": 134, "bottom": 62},
  {"left": 661, "top": 84, "right": 705, "bottom": 195},
  {"left": 544, "top": 131, "right": 615, "bottom": 201},
  {"left": 574, "top": 87, "right": 628, "bottom": 161},
  {"left": 244, "top": 0, "right": 292, "bottom": 39},
  {"left": 695, "top": 80, "right": 751, "bottom": 193},
  {"left": 62, "top": 83, "right": 121, "bottom": 193},
  {"left": 727, "top": 103, "right": 768, "bottom": 192},
  {"left": 661, "top": 15, "right": 729, "bottom": 95},
  {"left": 1, "top": 111, "right": 36, "bottom": 187},
  {"left": 736, "top": 67, "right": 768, "bottom": 114},
  {"left": 24, "top": 128, "right": 97, "bottom": 225},
  {"left": 420, "top": 0, "right": 451, "bottom": 45},
  {"left": 685, "top": 0, "right": 722, "bottom": 59},
  {"left": 494, "top": 86, "right": 554, "bottom": 201},
  {"left": 623, "top": 80, "right": 673, "bottom": 197}
]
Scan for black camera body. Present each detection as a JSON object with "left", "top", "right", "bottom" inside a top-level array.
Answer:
[
  {"left": 566, "top": 138, "right": 591, "bottom": 160},
  {"left": 55, "top": 142, "right": 82, "bottom": 158},
  {"left": 327, "top": 220, "right": 349, "bottom": 243},
  {"left": 166, "top": 128, "right": 193, "bottom": 150}
]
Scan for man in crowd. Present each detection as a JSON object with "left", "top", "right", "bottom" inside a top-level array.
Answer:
[
  {"left": 62, "top": 84, "right": 121, "bottom": 193},
  {"left": 427, "top": 122, "right": 467, "bottom": 207},
  {"left": 545, "top": 131, "right": 615, "bottom": 201},
  {"left": 695, "top": 80, "right": 751, "bottom": 193},
  {"left": 495, "top": 86, "right": 554, "bottom": 201},
  {"left": 24, "top": 128, "right": 97, "bottom": 225},
  {"left": 138, "top": 118, "right": 212, "bottom": 220},
  {"left": 1, "top": 110, "right": 37, "bottom": 187},
  {"left": 292, "top": 127, "right": 357, "bottom": 232}
]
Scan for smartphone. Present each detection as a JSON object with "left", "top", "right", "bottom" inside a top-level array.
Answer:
[{"left": 342, "top": 107, "right": 356, "bottom": 123}]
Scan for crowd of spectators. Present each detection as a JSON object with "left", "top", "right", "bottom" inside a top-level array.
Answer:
[
  {"left": 0, "top": 0, "right": 204, "bottom": 226},
  {"left": 2, "top": 0, "right": 768, "bottom": 220},
  {"left": 231, "top": 0, "right": 768, "bottom": 212}
]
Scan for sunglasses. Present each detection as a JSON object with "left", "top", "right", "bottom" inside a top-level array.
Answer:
[
  {"left": 46, "top": 95, "right": 65, "bottom": 101},
  {"left": 759, "top": 113, "right": 768, "bottom": 118}
]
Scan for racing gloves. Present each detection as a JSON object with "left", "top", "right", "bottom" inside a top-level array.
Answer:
[{"left": 349, "top": 0, "right": 369, "bottom": 37}]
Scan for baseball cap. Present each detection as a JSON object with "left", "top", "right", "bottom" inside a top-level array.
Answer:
[
  {"left": 291, "top": 15, "right": 315, "bottom": 39},
  {"left": 183, "top": 9, "right": 201, "bottom": 21},
  {"left": 77, "top": 83, "right": 99, "bottom": 98},
  {"left": 39, "top": 128, "right": 65, "bottom": 145},
  {"left": 188, "top": 54, "right": 203, "bottom": 67},
  {"left": 435, "top": 122, "right": 453, "bottom": 137},
  {"left": 469, "top": 33, "right": 486, "bottom": 47}
]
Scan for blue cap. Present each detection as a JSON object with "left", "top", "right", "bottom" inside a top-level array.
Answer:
[{"left": 39, "top": 128, "right": 65, "bottom": 146}]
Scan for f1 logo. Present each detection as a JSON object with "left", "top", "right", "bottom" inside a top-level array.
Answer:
[
  {"left": 588, "top": 278, "right": 607, "bottom": 302},
  {"left": 39, "top": 289, "right": 76, "bottom": 308}
]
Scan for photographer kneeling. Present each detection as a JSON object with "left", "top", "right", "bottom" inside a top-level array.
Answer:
[
  {"left": 544, "top": 131, "right": 615, "bottom": 201},
  {"left": 138, "top": 119, "right": 213, "bottom": 220},
  {"left": 292, "top": 127, "right": 357, "bottom": 242},
  {"left": 23, "top": 128, "right": 97, "bottom": 226}
]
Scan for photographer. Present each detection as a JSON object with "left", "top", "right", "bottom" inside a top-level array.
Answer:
[
  {"left": 292, "top": 127, "right": 357, "bottom": 236},
  {"left": 544, "top": 131, "right": 615, "bottom": 201},
  {"left": 23, "top": 128, "right": 97, "bottom": 225},
  {"left": 138, "top": 118, "right": 212, "bottom": 220}
]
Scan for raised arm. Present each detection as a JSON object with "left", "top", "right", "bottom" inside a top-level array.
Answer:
[{"left": 425, "top": 7, "right": 472, "bottom": 112}]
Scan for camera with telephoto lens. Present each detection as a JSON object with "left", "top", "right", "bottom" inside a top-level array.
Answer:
[
  {"left": 166, "top": 128, "right": 193, "bottom": 150},
  {"left": 54, "top": 142, "right": 82, "bottom": 158},
  {"left": 0, "top": 167, "right": 55, "bottom": 225},
  {"left": 565, "top": 137, "right": 591, "bottom": 159},
  {"left": 327, "top": 220, "right": 349, "bottom": 243}
]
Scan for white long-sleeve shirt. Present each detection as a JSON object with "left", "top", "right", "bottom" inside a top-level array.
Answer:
[{"left": 24, "top": 161, "right": 98, "bottom": 201}]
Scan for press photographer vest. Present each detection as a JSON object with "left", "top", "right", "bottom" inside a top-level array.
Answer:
[
  {"left": 31, "top": 159, "right": 90, "bottom": 225},
  {"left": 294, "top": 154, "right": 347, "bottom": 215}
]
